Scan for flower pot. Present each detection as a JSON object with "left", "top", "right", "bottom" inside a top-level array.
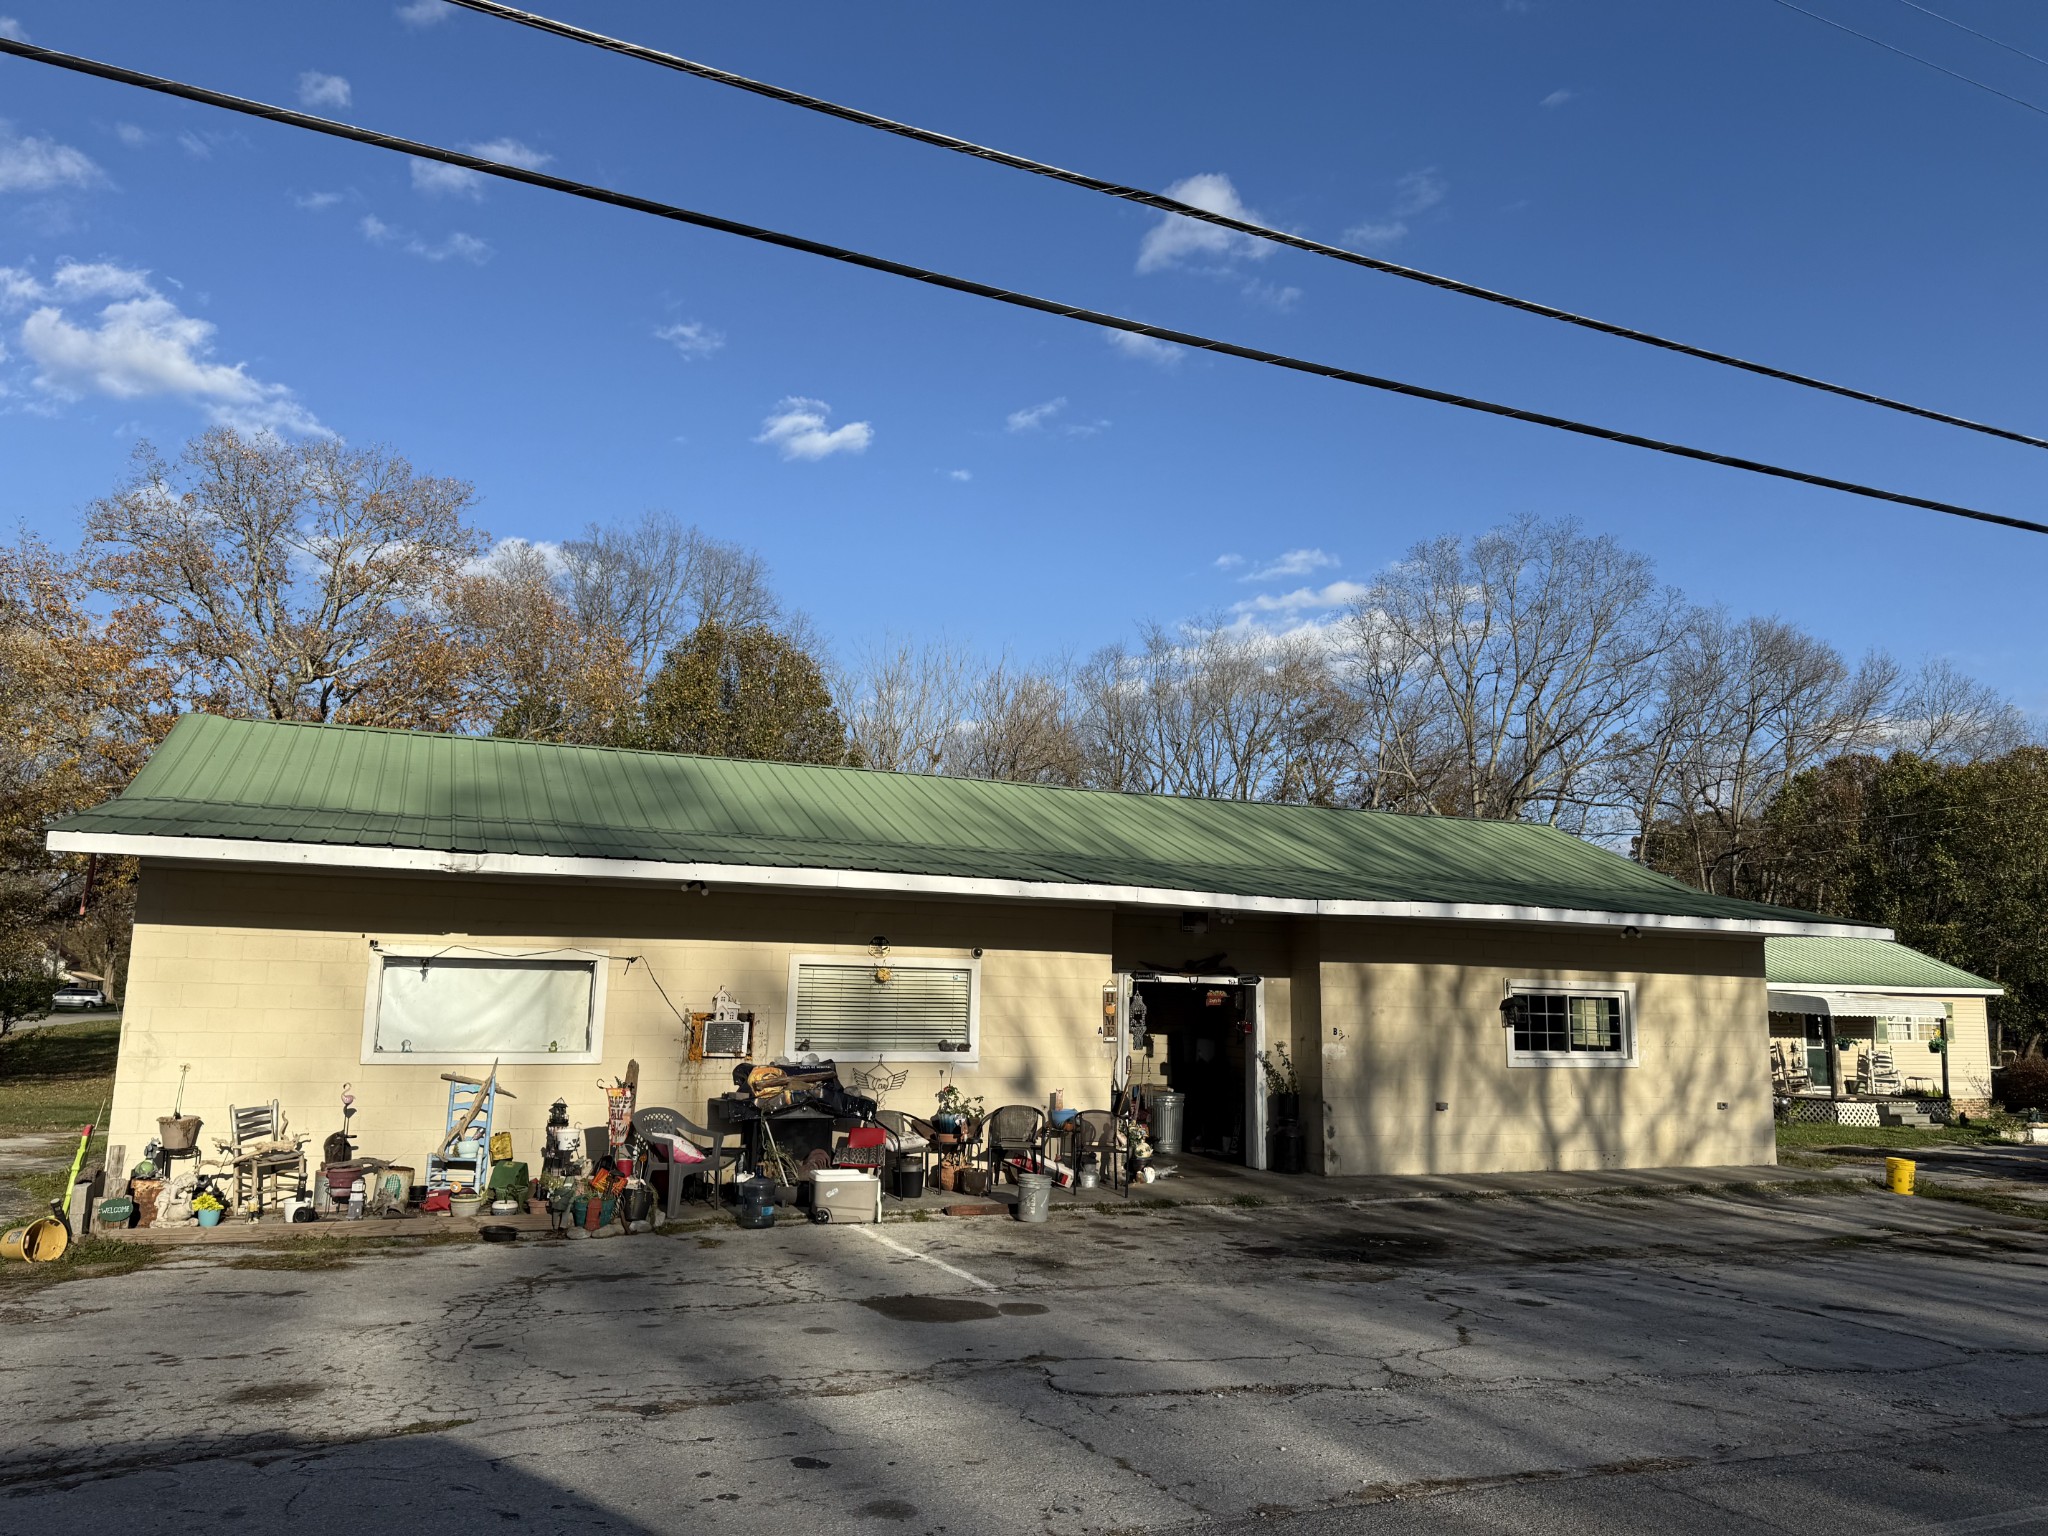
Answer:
[
  {"left": 936, "top": 1163, "right": 958, "bottom": 1192},
  {"left": 196, "top": 1208, "right": 223, "bottom": 1228},
  {"left": 931, "top": 1113, "right": 962, "bottom": 1134},
  {"left": 157, "top": 1115, "right": 203, "bottom": 1152}
]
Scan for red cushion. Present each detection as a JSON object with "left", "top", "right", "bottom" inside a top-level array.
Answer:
[{"left": 847, "top": 1126, "right": 888, "bottom": 1148}]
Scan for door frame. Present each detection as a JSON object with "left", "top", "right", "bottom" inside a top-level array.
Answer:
[{"left": 1119, "top": 971, "right": 1267, "bottom": 1170}]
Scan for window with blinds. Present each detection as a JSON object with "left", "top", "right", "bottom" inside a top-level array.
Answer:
[
  {"left": 1504, "top": 984, "right": 1635, "bottom": 1067},
  {"left": 787, "top": 958, "right": 978, "bottom": 1062}
]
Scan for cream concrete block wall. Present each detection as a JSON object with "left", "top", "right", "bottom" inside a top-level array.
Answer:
[
  {"left": 112, "top": 865, "right": 1114, "bottom": 1181},
  {"left": 1316, "top": 922, "right": 1773, "bottom": 1176}
]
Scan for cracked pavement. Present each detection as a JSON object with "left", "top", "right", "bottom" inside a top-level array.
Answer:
[{"left": 4, "top": 1185, "right": 2047, "bottom": 1534}]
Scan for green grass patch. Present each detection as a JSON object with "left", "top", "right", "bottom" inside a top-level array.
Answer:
[
  {"left": 0, "top": 1232, "right": 169, "bottom": 1294},
  {"left": 225, "top": 1246, "right": 360, "bottom": 1271},
  {"left": 1229, "top": 1194, "right": 1270, "bottom": 1208},
  {"left": 1775, "top": 1121, "right": 1996, "bottom": 1152}
]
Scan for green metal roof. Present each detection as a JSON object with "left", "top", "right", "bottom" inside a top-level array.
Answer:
[
  {"left": 53, "top": 714, "right": 1868, "bottom": 929},
  {"left": 1766, "top": 937, "right": 2000, "bottom": 993}
]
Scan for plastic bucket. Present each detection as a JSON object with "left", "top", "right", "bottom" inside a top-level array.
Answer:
[
  {"left": 3, "top": 1217, "right": 70, "bottom": 1263},
  {"left": 1885, "top": 1156, "right": 1916, "bottom": 1196},
  {"left": 1015, "top": 1172, "right": 1052, "bottom": 1224}
]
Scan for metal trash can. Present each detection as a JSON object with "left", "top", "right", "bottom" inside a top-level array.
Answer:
[
  {"left": 1148, "top": 1091, "right": 1186, "bottom": 1155},
  {"left": 1015, "top": 1171, "right": 1052, "bottom": 1223}
]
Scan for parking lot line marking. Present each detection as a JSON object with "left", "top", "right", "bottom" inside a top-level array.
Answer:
[
  {"left": 1891, "top": 1508, "right": 2048, "bottom": 1533},
  {"left": 851, "top": 1224, "right": 999, "bottom": 1291}
]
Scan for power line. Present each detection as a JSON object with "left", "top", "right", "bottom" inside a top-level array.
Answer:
[
  {"left": 439, "top": 0, "right": 2048, "bottom": 456},
  {"left": 5, "top": 36, "right": 2044, "bottom": 538},
  {"left": 1769, "top": 0, "right": 2048, "bottom": 116},
  {"left": 1889, "top": 0, "right": 2048, "bottom": 71}
]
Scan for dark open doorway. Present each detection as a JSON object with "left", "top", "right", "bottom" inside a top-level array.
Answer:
[{"left": 1132, "top": 977, "right": 1252, "bottom": 1163}]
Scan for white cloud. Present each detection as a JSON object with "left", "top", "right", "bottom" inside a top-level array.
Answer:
[
  {"left": 1343, "top": 167, "right": 1447, "bottom": 251},
  {"left": 15, "top": 265, "right": 324, "bottom": 435},
  {"left": 654, "top": 319, "right": 724, "bottom": 360},
  {"left": 754, "top": 396, "right": 872, "bottom": 461},
  {"left": 410, "top": 158, "right": 482, "bottom": 199},
  {"left": 113, "top": 123, "right": 150, "bottom": 149},
  {"left": 1244, "top": 547, "right": 1338, "bottom": 582},
  {"left": 297, "top": 72, "right": 352, "bottom": 110},
  {"left": 0, "top": 17, "right": 24, "bottom": 42},
  {"left": 1107, "top": 330, "right": 1184, "bottom": 368},
  {"left": 1242, "top": 279, "right": 1302, "bottom": 310},
  {"left": 1540, "top": 88, "right": 1574, "bottom": 109},
  {"left": 294, "top": 190, "right": 345, "bottom": 211},
  {"left": 1232, "top": 579, "right": 1370, "bottom": 615},
  {"left": 1213, "top": 553, "right": 1245, "bottom": 571},
  {"left": 0, "top": 121, "right": 104, "bottom": 193},
  {"left": 468, "top": 137, "right": 551, "bottom": 171},
  {"left": 946, "top": 469, "right": 972, "bottom": 482},
  {"left": 1136, "top": 172, "right": 1275, "bottom": 274},
  {"left": 396, "top": 0, "right": 453, "bottom": 26},
  {"left": 1005, "top": 396, "right": 1066, "bottom": 432},
  {"left": 360, "top": 213, "right": 490, "bottom": 264},
  {"left": 177, "top": 131, "right": 216, "bottom": 160}
]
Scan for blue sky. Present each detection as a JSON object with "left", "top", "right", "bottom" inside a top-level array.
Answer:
[{"left": 2, "top": 0, "right": 2045, "bottom": 712}]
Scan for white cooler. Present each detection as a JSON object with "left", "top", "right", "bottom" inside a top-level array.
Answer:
[{"left": 809, "top": 1169, "right": 882, "bottom": 1224}]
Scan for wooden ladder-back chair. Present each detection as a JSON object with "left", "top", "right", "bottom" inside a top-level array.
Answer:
[{"left": 219, "top": 1100, "right": 309, "bottom": 1216}]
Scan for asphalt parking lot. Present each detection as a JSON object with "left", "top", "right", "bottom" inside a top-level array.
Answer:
[{"left": 4, "top": 1179, "right": 2046, "bottom": 1535}]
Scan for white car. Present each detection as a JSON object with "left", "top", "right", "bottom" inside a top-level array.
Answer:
[{"left": 50, "top": 984, "right": 107, "bottom": 1011}]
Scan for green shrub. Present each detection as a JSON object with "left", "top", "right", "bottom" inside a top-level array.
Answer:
[{"left": 1993, "top": 1057, "right": 2048, "bottom": 1113}]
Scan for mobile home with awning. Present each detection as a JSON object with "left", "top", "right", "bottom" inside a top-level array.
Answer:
[
  {"left": 52, "top": 714, "right": 1885, "bottom": 1183},
  {"left": 1766, "top": 937, "right": 2001, "bottom": 1110}
]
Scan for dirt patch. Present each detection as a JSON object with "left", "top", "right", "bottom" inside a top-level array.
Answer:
[{"left": 224, "top": 1382, "right": 325, "bottom": 1405}]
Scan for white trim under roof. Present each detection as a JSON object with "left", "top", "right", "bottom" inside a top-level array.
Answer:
[
  {"left": 1768, "top": 988, "right": 1959, "bottom": 1021},
  {"left": 46, "top": 829, "right": 1890, "bottom": 940}
]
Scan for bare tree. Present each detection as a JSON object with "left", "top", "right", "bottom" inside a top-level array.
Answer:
[
  {"left": 944, "top": 657, "right": 1087, "bottom": 787},
  {"left": 445, "top": 540, "right": 637, "bottom": 744},
  {"left": 557, "top": 512, "right": 780, "bottom": 686},
  {"left": 837, "top": 636, "right": 973, "bottom": 775},
  {"left": 85, "top": 429, "right": 487, "bottom": 729},
  {"left": 1076, "top": 621, "right": 1351, "bottom": 802},
  {"left": 1888, "top": 657, "right": 2031, "bottom": 763},
  {"left": 1344, "top": 518, "right": 1680, "bottom": 827},
  {"left": 1635, "top": 612, "right": 1894, "bottom": 892}
]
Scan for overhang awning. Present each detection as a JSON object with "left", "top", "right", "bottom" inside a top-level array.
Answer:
[{"left": 1768, "top": 988, "right": 1950, "bottom": 1022}]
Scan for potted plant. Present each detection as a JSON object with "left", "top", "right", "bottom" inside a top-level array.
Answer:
[
  {"left": 1258, "top": 1044, "right": 1302, "bottom": 1125},
  {"left": 192, "top": 1190, "right": 225, "bottom": 1228},
  {"left": 931, "top": 1084, "right": 984, "bottom": 1135}
]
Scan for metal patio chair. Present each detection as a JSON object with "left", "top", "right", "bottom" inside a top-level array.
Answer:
[
  {"left": 984, "top": 1104, "right": 1046, "bottom": 1189},
  {"left": 1071, "top": 1109, "right": 1127, "bottom": 1197}
]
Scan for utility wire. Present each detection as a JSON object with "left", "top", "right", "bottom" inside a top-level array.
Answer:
[
  {"left": 4, "top": 36, "right": 2044, "bottom": 537},
  {"left": 1889, "top": 0, "right": 2048, "bottom": 71},
  {"left": 1769, "top": 0, "right": 2048, "bottom": 116},
  {"left": 438, "top": 0, "right": 2048, "bottom": 456}
]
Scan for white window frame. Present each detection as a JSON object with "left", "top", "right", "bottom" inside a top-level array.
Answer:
[
  {"left": 785, "top": 952, "right": 981, "bottom": 1065},
  {"left": 360, "top": 944, "right": 609, "bottom": 1066},
  {"left": 1504, "top": 980, "right": 1638, "bottom": 1069}
]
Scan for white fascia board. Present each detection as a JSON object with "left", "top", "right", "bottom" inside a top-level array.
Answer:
[
  {"left": 1768, "top": 982, "right": 2003, "bottom": 1000},
  {"left": 47, "top": 829, "right": 1891, "bottom": 941}
]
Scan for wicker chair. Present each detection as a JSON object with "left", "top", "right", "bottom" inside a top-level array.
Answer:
[{"left": 984, "top": 1104, "right": 1046, "bottom": 1188}]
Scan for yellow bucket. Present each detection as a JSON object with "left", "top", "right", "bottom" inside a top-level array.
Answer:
[
  {"left": 1, "top": 1217, "right": 70, "bottom": 1263},
  {"left": 1885, "top": 1156, "right": 1916, "bottom": 1196}
]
